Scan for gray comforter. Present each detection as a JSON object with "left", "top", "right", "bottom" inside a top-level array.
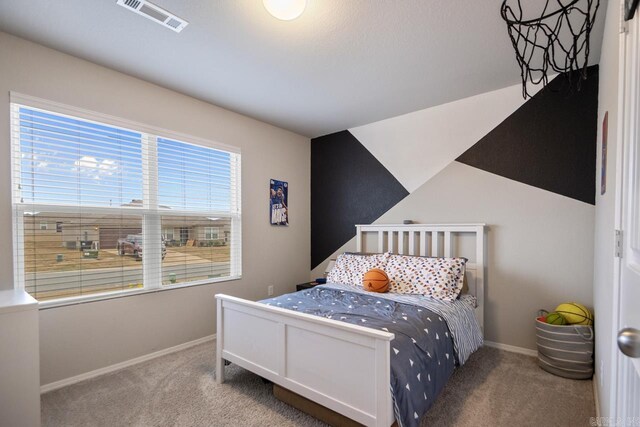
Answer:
[{"left": 262, "top": 285, "right": 462, "bottom": 427}]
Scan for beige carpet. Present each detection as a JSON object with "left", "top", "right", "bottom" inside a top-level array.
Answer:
[{"left": 41, "top": 342, "right": 595, "bottom": 427}]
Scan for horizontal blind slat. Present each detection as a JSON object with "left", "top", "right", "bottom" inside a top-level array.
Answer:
[{"left": 17, "top": 108, "right": 142, "bottom": 138}]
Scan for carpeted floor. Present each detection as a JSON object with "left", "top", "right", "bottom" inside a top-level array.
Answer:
[{"left": 41, "top": 342, "right": 595, "bottom": 427}]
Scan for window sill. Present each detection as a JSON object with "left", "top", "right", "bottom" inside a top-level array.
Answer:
[{"left": 37, "top": 275, "right": 242, "bottom": 310}]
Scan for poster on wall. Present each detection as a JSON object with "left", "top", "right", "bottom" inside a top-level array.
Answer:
[
  {"left": 601, "top": 112, "right": 608, "bottom": 196},
  {"left": 270, "top": 179, "right": 289, "bottom": 226}
]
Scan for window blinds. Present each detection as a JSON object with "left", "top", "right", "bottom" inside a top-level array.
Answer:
[
  {"left": 154, "top": 137, "right": 241, "bottom": 286},
  {"left": 10, "top": 99, "right": 241, "bottom": 303}
]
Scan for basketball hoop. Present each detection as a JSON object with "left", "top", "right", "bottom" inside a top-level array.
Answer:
[{"left": 501, "top": 0, "right": 600, "bottom": 98}]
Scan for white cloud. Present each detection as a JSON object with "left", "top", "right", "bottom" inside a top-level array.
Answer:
[
  {"left": 75, "top": 156, "right": 98, "bottom": 169},
  {"left": 73, "top": 156, "right": 118, "bottom": 180},
  {"left": 98, "top": 159, "right": 117, "bottom": 176}
]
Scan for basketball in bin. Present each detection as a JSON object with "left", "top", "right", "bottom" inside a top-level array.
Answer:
[{"left": 554, "top": 303, "right": 593, "bottom": 325}]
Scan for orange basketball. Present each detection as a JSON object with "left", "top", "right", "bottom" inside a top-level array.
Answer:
[{"left": 363, "top": 268, "right": 389, "bottom": 293}]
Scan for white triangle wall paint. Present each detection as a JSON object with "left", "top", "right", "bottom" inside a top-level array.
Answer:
[{"left": 349, "top": 81, "right": 546, "bottom": 193}]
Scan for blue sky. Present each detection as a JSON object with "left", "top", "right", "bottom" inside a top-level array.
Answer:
[{"left": 18, "top": 107, "right": 232, "bottom": 212}]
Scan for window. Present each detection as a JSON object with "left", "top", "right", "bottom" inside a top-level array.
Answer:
[
  {"left": 204, "top": 227, "right": 219, "bottom": 240},
  {"left": 10, "top": 96, "right": 241, "bottom": 304},
  {"left": 162, "top": 228, "right": 174, "bottom": 241}
]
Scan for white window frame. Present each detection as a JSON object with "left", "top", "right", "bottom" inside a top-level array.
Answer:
[
  {"left": 204, "top": 226, "right": 220, "bottom": 240},
  {"left": 10, "top": 93, "right": 242, "bottom": 308},
  {"left": 162, "top": 228, "right": 175, "bottom": 241},
  {"left": 39, "top": 221, "right": 48, "bottom": 230}
]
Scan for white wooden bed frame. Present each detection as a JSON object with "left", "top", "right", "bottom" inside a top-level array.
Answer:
[{"left": 216, "top": 223, "right": 485, "bottom": 427}]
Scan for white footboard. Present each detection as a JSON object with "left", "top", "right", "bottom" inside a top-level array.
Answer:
[{"left": 216, "top": 294, "right": 396, "bottom": 427}]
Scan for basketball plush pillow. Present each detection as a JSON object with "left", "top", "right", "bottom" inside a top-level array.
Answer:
[
  {"left": 555, "top": 303, "right": 593, "bottom": 325},
  {"left": 363, "top": 268, "right": 389, "bottom": 293}
]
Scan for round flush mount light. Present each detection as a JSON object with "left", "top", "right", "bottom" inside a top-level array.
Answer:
[{"left": 263, "top": 0, "right": 306, "bottom": 21}]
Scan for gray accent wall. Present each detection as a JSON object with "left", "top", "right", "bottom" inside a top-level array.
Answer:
[
  {"left": 312, "top": 73, "right": 598, "bottom": 352},
  {"left": 457, "top": 66, "right": 599, "bottom": 205},
  {"left": 311, "top": 130, "right": 408, "bottom": 269},
  {"left": 312, "top": 162, "right": 595, "bottom": 351},
  {"left": 373, "top": 163, "right": 595, "bottom": 350}
]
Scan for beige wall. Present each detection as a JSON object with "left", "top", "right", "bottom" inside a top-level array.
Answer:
[
  {"left": 593, "top": 0, "right": 621, "bottom": 418},
  {"left": 0, "top": 32, "right": 310, "bottom": 385}
]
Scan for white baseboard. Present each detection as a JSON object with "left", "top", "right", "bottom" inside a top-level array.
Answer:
[
  {"left": 484, "top": 340, "right": 538, "bottom": 357},
  {"left": 40, "top": 334, "right": 216, "bottom": 394}
]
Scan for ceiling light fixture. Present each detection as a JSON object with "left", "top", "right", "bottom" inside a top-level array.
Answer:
[{"left": 263, "top": 0, "right": 306, "bottom": 21}]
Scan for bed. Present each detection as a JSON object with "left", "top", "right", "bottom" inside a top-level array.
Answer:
[{"left": 215, "top": 223, "right": 485, "bottom": 427}]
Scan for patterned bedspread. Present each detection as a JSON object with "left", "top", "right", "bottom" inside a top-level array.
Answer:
[
  {"left": 323, "top": 283, "right": 483, "bottom": 365},
  {"left": 261, "top": 285, "right": 481, "bottom": 427}
]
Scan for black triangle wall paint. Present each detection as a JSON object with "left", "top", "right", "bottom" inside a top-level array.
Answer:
[
  {"left": 311, "top": 131, "right": 408, "bottom": 269},
  {"left": 457, "top": 66, "right": 598, "bottom": 205}
]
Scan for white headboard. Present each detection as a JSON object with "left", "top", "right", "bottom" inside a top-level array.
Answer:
[{"left": 355, "top": 223, "right": 486, "bottom": 332}]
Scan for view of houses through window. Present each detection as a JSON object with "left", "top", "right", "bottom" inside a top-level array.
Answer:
[{"left": 11, "top": 101, "right": 241, "bottom": 302}]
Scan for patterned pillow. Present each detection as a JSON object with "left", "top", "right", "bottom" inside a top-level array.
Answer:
[
  {"left": 458, "top": 265, "right": 468, "bottom": 296},
  {"left": 385, "top": 255, "right": 467, "bottom": 301},
  {"left": 327, "top": 253, "right": 389, "bottom": 287}
]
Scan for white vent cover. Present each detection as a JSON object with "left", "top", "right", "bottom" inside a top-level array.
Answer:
[{"left": 116, "top": 0, "right": 188, "bottom": 33}]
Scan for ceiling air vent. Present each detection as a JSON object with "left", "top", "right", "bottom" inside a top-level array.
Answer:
[{"left": 116, "top": 0, "right": 188, "bottom": 33}]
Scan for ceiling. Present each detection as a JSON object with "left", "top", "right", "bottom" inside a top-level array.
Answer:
[{"left": 0, "top": 1, "right": 607, "bottom": 138}]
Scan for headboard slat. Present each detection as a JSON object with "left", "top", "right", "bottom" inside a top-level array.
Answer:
[
  {"left": 408, "top": 232, "right": 415, "bottom": 255},
  {"left": 444, "top": 231, "right": 452, "bottom": 257},
  {"left": 419, "top": 231, "right": 427, "bottom": 256},
  {"left": 431, "top": 232, "right": 439, "bottom": 257}
]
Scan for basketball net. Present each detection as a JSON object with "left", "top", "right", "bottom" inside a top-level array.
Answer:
[{"left": 501, "top": 0, "right": 600, "bottom": 98}]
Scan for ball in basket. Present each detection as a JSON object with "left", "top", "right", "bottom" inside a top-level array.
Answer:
[
  {"left": 555, "top": 303, "right": 593, "bottom": 325},
  {"left": 545, "top": 312, "right": 567, "bottom": 325},
  {"left": 363, "top": 268, "right": 389, "bottom": 293}
]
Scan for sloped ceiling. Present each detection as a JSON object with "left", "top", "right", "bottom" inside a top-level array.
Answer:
[{"left": 0, "top": 0, "right": 607, "bottom": 137}]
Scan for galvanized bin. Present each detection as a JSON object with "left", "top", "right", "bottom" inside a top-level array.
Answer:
[{"left": 535, "top": 317, "right": 594, "bottom": 380}]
